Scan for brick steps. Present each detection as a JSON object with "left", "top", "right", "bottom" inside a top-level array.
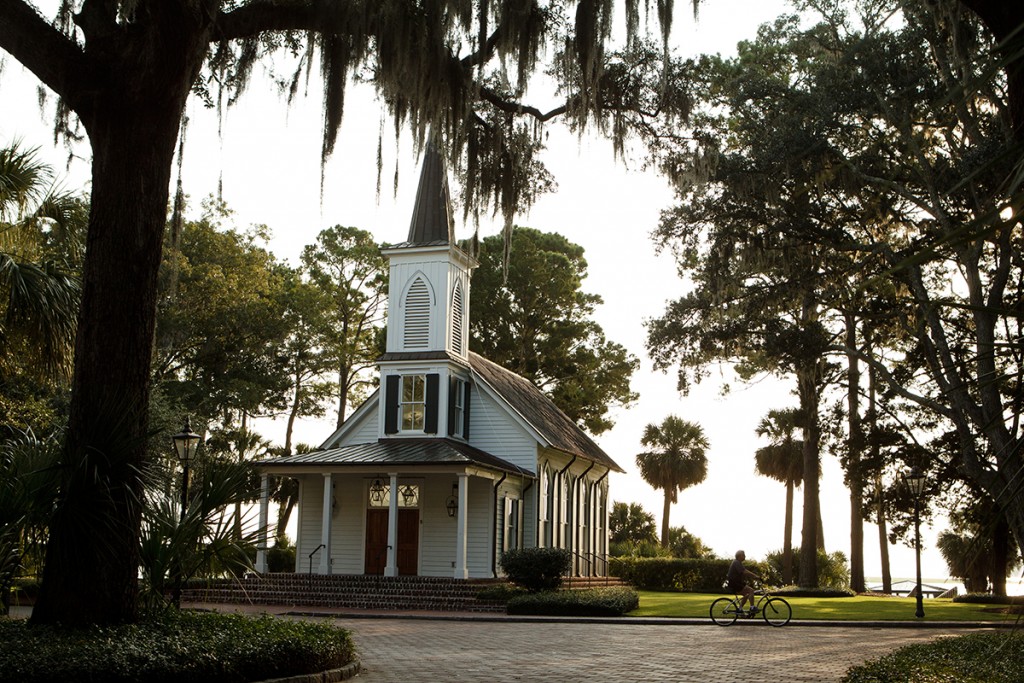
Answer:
[{"left": 181, "top": 573, "right": 507, "bottom": 613}]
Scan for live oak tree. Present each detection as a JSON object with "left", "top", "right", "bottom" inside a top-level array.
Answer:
[
  {"left": 648, "top": 0, "right": 1024, "bottom": 589},
  {"left": 468, "top": 227, "right": 638, "bottom": 434},
  {"left": 0, "top": 0, "right": 691, "bottom": 625}
]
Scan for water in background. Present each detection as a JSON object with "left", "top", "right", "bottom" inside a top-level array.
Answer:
[{"left": 866, "top": 576, "right": 1024, "bottom": 596}]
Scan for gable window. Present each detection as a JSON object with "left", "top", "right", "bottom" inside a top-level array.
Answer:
[
  {"left": 403, "top": 276, "right": 431, "bottom": 349},
  {"left": 400, "top": 375, "right": 426, "bottom": 431},
  {"left": 450, "top": 281, "right": 465, "bottom": 355}
]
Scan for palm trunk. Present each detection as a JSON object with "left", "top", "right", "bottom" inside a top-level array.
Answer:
[
  {"left": 783, "top": 479, "right": 794, "bottom": 584},
  {"left": 661, "top": 491, "right": 671, "bottom": 549}
]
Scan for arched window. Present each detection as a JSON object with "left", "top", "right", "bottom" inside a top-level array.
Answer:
[
  {"left": 403, "top": 276, "right": 431, "bottom": 349},
  {"left": 450, "top": 281, "right": 465, "bottom": 355}
]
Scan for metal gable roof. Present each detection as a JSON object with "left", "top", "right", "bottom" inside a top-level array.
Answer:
[
  {"left": 261, "top": 438, "right": 534, "bottom": 477},
  {"left": 468, "top": 352, "right": 624, "bottom": 473}
]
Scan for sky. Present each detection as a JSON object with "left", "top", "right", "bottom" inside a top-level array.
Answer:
[{"left": 0, "top": 0, "right": 998, "bottom": 588}]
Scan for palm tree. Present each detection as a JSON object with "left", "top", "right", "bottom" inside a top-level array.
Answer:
[
  {"left": 0, "top": 142, "right": 84, "bottom": 383},
  {"left": 754, "top": 408, "right": 804, "bottom": 584},
  {"left": 635, "top": 416, "right": 709, "bottom": 548}
]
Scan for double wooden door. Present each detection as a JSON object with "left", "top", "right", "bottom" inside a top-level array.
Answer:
[{"left": 364, "top": 508, "right": 419, "bottom": 575}]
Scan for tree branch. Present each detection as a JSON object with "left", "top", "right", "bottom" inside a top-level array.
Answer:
[
  {"left": 0, "top": 0, "right": 94, "bottom": 113},
  {"left": 215, "top": 0, "right": 348, "bottom": 40}
]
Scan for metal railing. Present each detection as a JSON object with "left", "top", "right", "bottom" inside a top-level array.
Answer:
[
  {"left": 563, "top": 550, "right": 611, "bottom": 587},
  {"left": 307, "top": 544, "right": 325, "bottom": 580}
]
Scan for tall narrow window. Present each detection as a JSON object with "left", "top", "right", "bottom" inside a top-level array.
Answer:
[
  {"left": 400, "top": 375, "right": 426, "bottom": 431},
  {"left": 451, "top": 378, "right": 465, "bottom": 437},
  {"left": 404, "top": 277, "right": 431, "bottom": 349},
  {"left": 450, "top": 281, "right": 465, "bottom": 355}
]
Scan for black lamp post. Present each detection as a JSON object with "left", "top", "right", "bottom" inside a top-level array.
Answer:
[
  {"left": 172, "top": 418, "right": 201, "bottom": 522},
  {"left": 905, "top": 466, "right": 927, "bottom": 619}
]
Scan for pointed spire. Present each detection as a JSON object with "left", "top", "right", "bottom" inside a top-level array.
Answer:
[{"left": 407, "top": 138, "right": 455, "bottom": 244}]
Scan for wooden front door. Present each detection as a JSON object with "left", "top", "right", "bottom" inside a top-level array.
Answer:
[{"left": 365, "top": 508, "right": 420, "bottom": 575}]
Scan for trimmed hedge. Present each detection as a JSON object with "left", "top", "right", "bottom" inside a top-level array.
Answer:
[
  {"left": 506, "top": 586, "right": 640, "bottom": 616},
  {"left": 953, "top": 593, "right": 1024, "bottom": 605},
  {"left": 610, "top": 557, "right": 771, "bottom": 592},
  {"left": 0, "top": 610, "right": 355, "bottom": 683},
  {"left": 843, "top": 632, "right": 1024, "bottom": 683},
  {"left": 500, "top": 548, "right": 571, "bottom": 592},
  {"left": 776, "top": 586, "right": 855, "bottom": 598}
]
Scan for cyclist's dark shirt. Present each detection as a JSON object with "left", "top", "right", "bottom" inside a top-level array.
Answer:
[{"left": 727, "top": 558, "right": 746, "bottom": 590}]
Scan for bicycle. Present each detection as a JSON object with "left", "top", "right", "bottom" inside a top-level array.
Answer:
[{"left": 710, "top": 585, "right": 792, "bottom": 627}]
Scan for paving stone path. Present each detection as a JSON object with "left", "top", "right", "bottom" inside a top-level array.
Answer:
[{"left": 327, "top": 618, "right": 972, "bottom": 682}]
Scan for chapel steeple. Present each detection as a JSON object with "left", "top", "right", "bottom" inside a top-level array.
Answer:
[
  {"left": 406, "top": 141, "right": 455, "bottom": 245},
  {"left": 378, "top": 141, "right": 477, "bottom": 441}
]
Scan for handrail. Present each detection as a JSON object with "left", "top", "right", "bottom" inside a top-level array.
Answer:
[
  {"left": 563, "top": 550, "right": 610, "bottom": 587},
  {"left": 307, "top": 544, "right": 326, "bottom": 577}
]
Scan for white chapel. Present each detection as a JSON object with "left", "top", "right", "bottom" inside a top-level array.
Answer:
[{"left": 255, "top": 144, "right": 622, "bottom": 580}]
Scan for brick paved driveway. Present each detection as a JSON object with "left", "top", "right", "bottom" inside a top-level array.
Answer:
[{"left": 329, "top": 618, "right": 972, "bottom": 682}]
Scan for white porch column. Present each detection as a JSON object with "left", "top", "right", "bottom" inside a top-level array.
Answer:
[
  {"left": 385, "top": 472, "right": 399, "bottom": 577},
  {"left": 255, "top": 473, "right": 270, "bottom": 573},
  {"left": 454, "top": 472, "right": 469, "bottom": 579},
  {"left": 319, "top": 473, "right": 333, "bottom": 574}
]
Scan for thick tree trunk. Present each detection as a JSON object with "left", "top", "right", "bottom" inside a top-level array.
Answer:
[
  {"left": 32, "top": 103, "right": 185, "bottom": 626},
  {"left": 846, "top": 313, "right": 865, "bottom": 592},
  {"left": 876, "top": 478, "right": 892, "bottom": 593},
  {"left": 991, "top": 515, "right": 1010, "bottom": 597},
  {"left": 797, "top": 359, "right": 821, "bottom": 588},
  {"left": 28, "top": 6, "right": 213, "bottom": 625},
  {"left": 869, "top": 365, "right": 892, "bottom": 593}
]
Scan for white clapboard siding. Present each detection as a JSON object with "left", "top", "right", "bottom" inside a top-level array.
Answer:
[
  {"left": 419, "top": 474, "right": 459, "bottom": 576},
  {"left": 466, "top": 479, "right": 494, "bottom": 578},
  {"left": 331, "top": 476, "right": 364, "bottom": 574},
  {"left": 468, "top": 386, "right": 538, "bottom": 473}
]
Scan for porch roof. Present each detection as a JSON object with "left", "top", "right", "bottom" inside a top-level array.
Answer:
[{"left": 261, "top": 438, "right": 535, "bottom": 477}]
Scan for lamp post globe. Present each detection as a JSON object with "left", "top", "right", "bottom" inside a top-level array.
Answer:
[{"left": 172, "top": 418, "right": 201, "bottom": 520}]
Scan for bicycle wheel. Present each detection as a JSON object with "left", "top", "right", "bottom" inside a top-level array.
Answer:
[
  {"left": 710, "top": 597, "right": 739, "bottom": 626},
  {"left": 761, "top": 597, "right": 792, "bottom": 626}
]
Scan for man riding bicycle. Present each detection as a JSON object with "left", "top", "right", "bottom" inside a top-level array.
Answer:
[{"left": 727, "top": 550, "right": 761, "bottom": 615}]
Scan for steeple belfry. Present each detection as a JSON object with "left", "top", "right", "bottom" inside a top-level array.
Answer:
[{"left": 407, "top": 141, "right": 455, "bottom": 244}]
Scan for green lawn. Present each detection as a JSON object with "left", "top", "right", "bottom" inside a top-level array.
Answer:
[{"left": 631, "top": 591, "right": 1017, "bottom": 622}]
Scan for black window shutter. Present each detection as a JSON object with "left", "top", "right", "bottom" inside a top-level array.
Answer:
[
  {"left": 462, "top": 381, "right": 471, "bottom": 439},
  {"left": 384, "top": 375, "right": 399, "bottom": 434},
  {"left": 447, "top": 377, "right": 458, "bottom": 436},
  {"left": 425, "top": 373, "right": 439, "bottom": 433}
]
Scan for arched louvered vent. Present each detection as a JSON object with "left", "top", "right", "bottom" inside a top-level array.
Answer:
[
  {"left": 450, "top": 281, "right": 465, "bottom": 355},
  {"left": 404, "top": 277, "right": 431, "bottom": 348}
]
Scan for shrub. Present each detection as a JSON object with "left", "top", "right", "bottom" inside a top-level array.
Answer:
[
  {"left": 953, "top": 593, "right": 1024, "bottom": 605},
  {"left": 843, "top": 632, "right": 1024, "bottom": 683},
  {"left": 507, "top": 586, "right": 639, "bottom": 616},
  {"left": 0, "top": 610, "right": 355, "bottom": 683},
  {"left": 500, "top": 548, "right": 570, "bottom": 592},
  {"left": 775, "top": 587, "right": 855, "bottom": 598},
  {"left": 763, "top": 549, "right": 850, "bottom": 590},
  {"left": 474, "top": 582, "right": 528, "bottom": 603},
  {"left": 611, "top": 557, "right": 771, "bottom": 592},
  {"left": 267, "top": 543, "right": 296, "bottom": 573}
]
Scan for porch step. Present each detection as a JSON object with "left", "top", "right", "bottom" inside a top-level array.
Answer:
[
  {"left": 562, "top": 576, "right": 629, "bottom": 590},
  {"left": 181, "top": 573, "right": 507, "bottom": 613}
]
